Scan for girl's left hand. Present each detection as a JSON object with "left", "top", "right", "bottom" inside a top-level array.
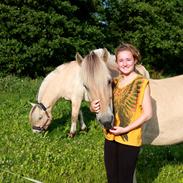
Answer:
[{"left": 109, "top": 126, "right": 128, "bottom": 135}]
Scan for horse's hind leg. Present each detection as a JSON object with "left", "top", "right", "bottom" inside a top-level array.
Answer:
[
  {"left": 79, "top": 110, "right": 87, "bottom": 131},
  {"left": 69, "top": 100, "right": 82, "bottom": 137}
]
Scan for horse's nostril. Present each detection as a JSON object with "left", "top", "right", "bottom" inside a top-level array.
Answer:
[{"left": 104, "top": 123, "right": 113, "bottom": 130}]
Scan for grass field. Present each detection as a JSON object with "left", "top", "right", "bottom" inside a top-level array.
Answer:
[{"left": 0, "top": 76, "right": 183, "bottom": 183}]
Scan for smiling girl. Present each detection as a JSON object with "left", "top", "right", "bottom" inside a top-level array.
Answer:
[{"left": 90, "top": 43, "right": 152, "bottom": 183}]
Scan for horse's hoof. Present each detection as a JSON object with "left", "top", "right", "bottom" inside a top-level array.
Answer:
[
  {"left": 68, "top": 132, "right": 76, "bottom": 138},
  {"left": 80, "top": 128, "right": 88, "bottom": 133}
]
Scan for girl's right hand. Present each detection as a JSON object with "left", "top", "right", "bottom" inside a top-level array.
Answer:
[{"left": 90, "top": 99, "right": 100, "bottom": 113}]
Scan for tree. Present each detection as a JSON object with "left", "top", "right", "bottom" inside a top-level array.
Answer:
[
  {"left": 103, "top": 0, "right": 183, "bottom": 75},
  {"left": 0, "top": 0, "right": 105, "bottom": 77}
]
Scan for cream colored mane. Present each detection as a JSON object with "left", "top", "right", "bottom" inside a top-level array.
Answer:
[{"left": 81, "top": 52, "right": 112, "bottom": 112}]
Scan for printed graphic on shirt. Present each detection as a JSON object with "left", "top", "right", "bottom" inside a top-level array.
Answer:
[{"left": 113, "top": 76, "right": 145, "bottom": 141}]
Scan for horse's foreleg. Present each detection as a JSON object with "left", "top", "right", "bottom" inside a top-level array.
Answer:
[
  {"left": 69, "top": 100, "right": 81, "bottom": 137},
  {"left": 79, "top": 110, "right": 87, "bottom": 131}
]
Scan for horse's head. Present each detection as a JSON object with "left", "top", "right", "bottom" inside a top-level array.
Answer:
[
  {"left": 76, "top": 48, "right": 114, "bottom": 129},
  {"left": 29, "top": 102, "right": 52, "bottom": 133}
]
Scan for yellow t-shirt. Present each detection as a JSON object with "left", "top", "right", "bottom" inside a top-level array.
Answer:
[{"left": 104, "top": 74, "right": 149, "bottom": 147}]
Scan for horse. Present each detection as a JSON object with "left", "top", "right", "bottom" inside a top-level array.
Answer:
[
  {"left": 29, "top": 59, "right": 87, "bottom": 137},
  {"left": 29, "top": 48, "right": 149, "bottom": 137}
]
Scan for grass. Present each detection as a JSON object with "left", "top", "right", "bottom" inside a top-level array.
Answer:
[{"left": 0, "top": 76, "right": 183, "bottom": 183}]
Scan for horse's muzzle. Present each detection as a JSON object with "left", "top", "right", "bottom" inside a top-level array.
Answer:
[
  {"left": 32, "top": 126, "right": 45, "bottom": 133},
  {"left": 103, "top": 122, "right": 113, "bottom": 130},
  {"left": 97, "top": 114, "right": 114, "bottom": 130}
]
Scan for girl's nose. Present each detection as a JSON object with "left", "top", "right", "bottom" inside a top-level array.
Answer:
[{"left": 122, "top": 60, "right": 127, "bottom": 66}]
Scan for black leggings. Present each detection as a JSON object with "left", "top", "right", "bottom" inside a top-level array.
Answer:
[{"left": 104, "top": 139, "right": 140, "bottom": 183}]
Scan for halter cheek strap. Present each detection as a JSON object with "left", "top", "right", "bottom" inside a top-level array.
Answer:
[
  {"left": 37, "top": 102, "right": 50, "bottom": 120},
  {"left": 37, "top": 102, "right": 47, "bottom": 111}
]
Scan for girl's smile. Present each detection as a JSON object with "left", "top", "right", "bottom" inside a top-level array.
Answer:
[{"left": 116, "top": 50, "right": 137, "bottom": 76}]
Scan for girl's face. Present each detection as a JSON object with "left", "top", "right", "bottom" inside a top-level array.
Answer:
[{"left": 116, "top": 50, "right": 137, "bottom": 75}]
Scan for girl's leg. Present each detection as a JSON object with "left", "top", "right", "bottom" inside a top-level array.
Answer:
[
  {"left": 117, "top": 144, "right": 140, "bottom": 183},
  {"left": 104, "top": 139, "right": 118, "bottom": 183}
]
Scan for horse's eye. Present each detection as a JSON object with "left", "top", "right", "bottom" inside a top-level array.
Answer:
[
  {"left": 108, "top": 79, "right": 112, "bottom": 85},
  {"left": 39, "top": 116, "right": 43, "bottom": 120}
]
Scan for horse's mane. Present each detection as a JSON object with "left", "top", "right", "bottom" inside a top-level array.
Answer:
[{"left": 81, "top": 52, "right": 111, "bottom": 110}]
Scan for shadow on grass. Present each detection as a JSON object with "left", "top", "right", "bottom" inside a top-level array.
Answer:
[
  {"left": 137, "top": 144, "right": 183, "bottom": 183},
  {"left": 47, "top": 104, "right": 96, "bottom": 135}
]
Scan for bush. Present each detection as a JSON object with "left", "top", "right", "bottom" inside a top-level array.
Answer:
[{"left": 0, "top": 1, "right": 105, "bottom": 77}]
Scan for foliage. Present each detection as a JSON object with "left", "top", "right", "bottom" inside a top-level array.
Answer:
[
  {"left": 103, "top": 0, "right": 183, "bottom": 76},
  {"left": 0, "top": 76, "right": 183, "bottom": 183},
  {"left": 0, "top": 0, "right": 183, "bottom": 77},
  {"left": 0, "top": 1, "right": 105, "bottom": 77}
]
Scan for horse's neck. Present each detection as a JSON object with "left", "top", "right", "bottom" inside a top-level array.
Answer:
[
  {"left": 37, "top": 83, "right": 58, "bottom": 111},
  {"left": 37, "top": 94, "right": 56, "bottom": 112}
]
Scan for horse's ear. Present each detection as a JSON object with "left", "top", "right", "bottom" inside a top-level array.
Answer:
[
  {"left": 76, "top": 52, "right": 83, "bottom": 64},
  {"left": 103, "top": 48, "right": 109, "bottom": 63},
  {"left": 29, "top": 102, "right": 36, "bottom": 107}
]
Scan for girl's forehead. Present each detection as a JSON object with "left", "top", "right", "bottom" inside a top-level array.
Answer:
[{"left": 117, "top": 50, "right": 133, "bottom": 58}]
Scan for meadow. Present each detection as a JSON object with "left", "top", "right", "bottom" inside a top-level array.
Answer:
[{"left": 0, "top": 76, "right": 183, "bottom": 183}]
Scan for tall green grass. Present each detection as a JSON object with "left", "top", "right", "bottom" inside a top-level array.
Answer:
[{"left": 0, "top": 76, "right": 183, "bottom": 183}]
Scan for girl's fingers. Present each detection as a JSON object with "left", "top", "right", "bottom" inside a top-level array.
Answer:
[{"left": 90, "top": 99, "right": 101, "bottom": 113}]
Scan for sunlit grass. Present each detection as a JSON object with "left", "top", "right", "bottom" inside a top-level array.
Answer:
[{"left": 0, "top": 76, "right": 182, "bottom": 183}]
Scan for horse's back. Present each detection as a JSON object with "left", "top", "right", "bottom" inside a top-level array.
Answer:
[{"left": 150, "top": 75, "right": 183, "bottom": 97}]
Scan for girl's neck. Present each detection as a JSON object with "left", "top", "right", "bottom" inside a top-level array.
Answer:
[{"left": 121, "top": 71, "right": 137, "bottom": 79}]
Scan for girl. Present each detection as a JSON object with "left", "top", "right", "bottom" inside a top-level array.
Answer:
[{"left": 90, "top": 43, "right": 152, "bottom": 183}]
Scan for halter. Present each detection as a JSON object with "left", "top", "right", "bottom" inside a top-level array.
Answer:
[
  {"left": 32, "top": 102, "right": 51, "bottom": 132},
  {"left": 38, "top": 102, "right": 47, "bottom": 111}
]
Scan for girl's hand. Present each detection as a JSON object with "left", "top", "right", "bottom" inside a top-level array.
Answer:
[
  {"left": 90, "top": 99, "right": 100, "bottom": 113},
  {"left": 109, "top": 126, "right": 128, "bottom": 135}
]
